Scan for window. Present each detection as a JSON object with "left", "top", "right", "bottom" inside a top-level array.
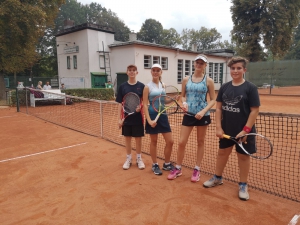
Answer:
[
  {"left": 67, "top": 56, "right": 70, "bottom": 69},
  {"left": 99, "top": 55, "right": 105, "bottom": 69},
  {"left": 192, "top": 61, "right": 195, "bottom": 74},
  {"left": 213, "top": 64, "right": 219, "bottom": 83},
  {"left": 177, "top": 59, "right": 183, "bottom": 83},
  {"left": 185, "top": 60, "right": 190, "bottom": 76},
  {"left": 209, "top": 63, "right": 224, "bottom": 84},
  {"left": 144, "top": 55, "right": 151, "bottom": 68},
  {"left": 73, "top": 55, "right": 77, "bottom": 69},
  {"left": 209, "top": 63, "right": 213, "bottom": 79},
  {"left": 161, "top": 57, "right": 168, "bottom": 70},
  {"left": 153, "top": 56, "right": 160, "bottom": 64},
  {"left": 219, "top": 63, "right": 224, "bottom": 84}
]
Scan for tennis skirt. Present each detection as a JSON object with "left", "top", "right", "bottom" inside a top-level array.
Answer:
[
  {"left": 182, "top": 115, "right": 211, "bottom": 126},
  {"left": 145, "top": 113, "right": 171, "bottom": 134}
]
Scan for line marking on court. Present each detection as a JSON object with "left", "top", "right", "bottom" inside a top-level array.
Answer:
[
  {"left": 0, "top": 115, "right": 17, "bottom": 119},
  {"left": 0, "top": 142, "right": 87, "bottom": 163},
  {"left": 289, "top": 214, "right": 300, "bottom": 225}
]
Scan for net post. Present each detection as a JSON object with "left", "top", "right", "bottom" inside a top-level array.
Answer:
[
  {"left": 25, "top": 88, "right": 28, "bottom": 114},
  {"left": 100, "top": 101, "right": 103, "bottom": 138},
  {"left": 16, "top": 88, "right": 20, "bottom": 112}
]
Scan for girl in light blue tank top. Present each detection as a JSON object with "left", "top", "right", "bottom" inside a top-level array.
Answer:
[
  {"left": 167, "top": 54, "right": 216, "bottom": 182},
  {"left": 186, "top": 74, "right": 210, "bottom": 116}
]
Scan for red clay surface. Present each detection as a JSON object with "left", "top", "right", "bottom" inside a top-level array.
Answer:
[{"left": 1, "top": 97, "right": 300, "bottom": 225}]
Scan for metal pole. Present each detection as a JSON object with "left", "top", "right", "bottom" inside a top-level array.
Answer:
[{"left": 16, "top": 88, "right": 20, "bottom": 112}]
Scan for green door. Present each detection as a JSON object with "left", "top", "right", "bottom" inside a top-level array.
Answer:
[
  {"left": 116, "top": 73, "right": 128, "bottom": 94},
  {"left": 91, "top": 72, "right": 107, "bottom": 88}
]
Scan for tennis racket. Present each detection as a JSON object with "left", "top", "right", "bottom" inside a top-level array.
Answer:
[
  {"left": 164, "top": 85, "right": 180, "bottom": 98},
  {"left": 152, "top": 95, "right": 195, "bottom": 122},
  {"left": 223, "top": 133, "right": 273, "bottom": 160},
  {"left": 120, "top": 92, "right": 141, "bottom": 127}
]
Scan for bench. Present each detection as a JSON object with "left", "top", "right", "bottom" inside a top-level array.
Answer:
[{"left": 30, "top": 89, "right": 66, "bottom": 107}]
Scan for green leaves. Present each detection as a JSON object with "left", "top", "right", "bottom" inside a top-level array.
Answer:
[
  {"left": 137, "top": 19, "right": 164, "bottom": 44},
  {"left": 231, "top": 0, "right": 300, "bottom": 61}
]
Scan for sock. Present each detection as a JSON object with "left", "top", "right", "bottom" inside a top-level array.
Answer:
[
  {"left": 194, "top": 166, "right": 200, "bottom": 171},
  {"left": 153, "top": 163, "right": 158, "bottom": 166},
  {"left": 137, "top": 154, "right": 141, "bottom": 159},
  {"left": 175, "top": 165, "right": 181, "bottom": 170},
  {"left": 239, "top": 182, "right": 247, "bottom": 186},
  {"left": 126, "top": 154, "right": 132, "bottom": 160},
  {"left": 215, "top": 175, "right": 222, "bottom": 179},
  {"left": 164, "top": 162, "right": 170, "bottom": 165}
]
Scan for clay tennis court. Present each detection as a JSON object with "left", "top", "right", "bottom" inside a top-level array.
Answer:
[{"left": 1, "top": 89, "right": 300, "bottom": 225}]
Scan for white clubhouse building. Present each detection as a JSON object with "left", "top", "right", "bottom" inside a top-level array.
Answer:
[{"left": 55, "top": 20, "right": 234, "bottom": 91}]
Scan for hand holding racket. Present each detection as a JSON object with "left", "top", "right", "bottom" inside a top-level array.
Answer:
[
  {"left": 223, "top": 133, "right": 273, "bottom": 160},
  {"left": 152, "top": 95, "right": 195, "bottom": 122},
  {"left": 119, "top": 92, "right": 141, "bottom": 128}
]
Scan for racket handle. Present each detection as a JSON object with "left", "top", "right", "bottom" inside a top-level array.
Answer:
[
  {"left": 154, "top": 114, "right": 159, "bottom": 122},
  {"left": 223, "top": 134, "right": 230, "bottom": 139}
]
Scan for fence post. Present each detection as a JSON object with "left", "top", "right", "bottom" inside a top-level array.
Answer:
[{"left": 16, "top": 88, "right": 20, "bottom": 112}]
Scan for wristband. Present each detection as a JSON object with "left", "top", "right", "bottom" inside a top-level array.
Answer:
[
  {"left": 183, "top": 102, "right": 187, "bottom": 105},
  {"left": 243, "top": 126, "right": 251, "bottom": 133}
]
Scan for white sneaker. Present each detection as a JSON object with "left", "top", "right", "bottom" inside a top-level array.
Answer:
[
  {"left": 239, "top": 183, "right": 250, "bottom": 201},
  {"left": 123, "top": 159, "right": 131, "bottom": 170},
  {"left": 136, "top": 158, "right": 145, "bottom": 169}
]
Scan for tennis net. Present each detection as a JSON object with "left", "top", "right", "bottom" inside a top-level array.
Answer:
[{"left": 17, "top": 88, "right": 300, "bottom": 202}]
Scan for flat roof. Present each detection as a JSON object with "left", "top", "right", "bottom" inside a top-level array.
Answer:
[
  {"left": 56, "top": 23, "right": 115, "bottom": 37},
  {"left": 108, "top": 40, "right": 234, "bottom": 57}
]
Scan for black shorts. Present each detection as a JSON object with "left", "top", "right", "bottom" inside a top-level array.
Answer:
[
  {"left": 145, "top": 113, "right": 171, "bottom": 134},
  {"left": 122, "top": 124, "right": 144, "bottom": 137},
  {"left": 219, "top": 135, "right": 256, "bottom": 155},
  {"left": 182, "top": 115, "right": 211, "bottom": 126}
]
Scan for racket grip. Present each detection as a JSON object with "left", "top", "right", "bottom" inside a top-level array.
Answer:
[
  {"left": 223, "top": 134, "right": 230, "bottom": 139},
  {"left": 154, "top": 114, "right": 159, "bottom": 122}
]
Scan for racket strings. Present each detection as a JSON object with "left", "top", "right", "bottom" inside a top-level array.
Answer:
[
  {"left": 165, "top": 86, "right": 179, "bottom": 98},
  {"left": 123, "top": 94, "right": 140, "bottom": 113},
  {"left": 254, "top": 135, "right": 272, "bottom": 158},
  {"left": 153, "top": 95, "right": 177, "bottom": 115}
]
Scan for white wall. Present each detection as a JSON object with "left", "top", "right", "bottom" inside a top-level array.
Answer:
[
  {"left": 110, "top": 45, "right": 229, "bottom": 91},
  {"left": 57, "top": 28, "right": 231, "bottom": 90},
  {"left": 56, "top": 30, "right": 90, "bottom": 88}
]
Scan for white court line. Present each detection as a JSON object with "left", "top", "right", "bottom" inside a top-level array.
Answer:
[
  {"left": 0, "top": 142, "right": 87, "bottom": 163},
  {"left": 0, "top": 115, "right": 17, "bottom": 119},
  {"left": 289, "top": 215, "right": 300, "bottom": 225}
]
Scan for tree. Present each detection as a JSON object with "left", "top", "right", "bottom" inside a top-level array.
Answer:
[
  {"left": 284, "top": 24, "right": 300, "bottom": 60},
  {"left": 231, "top": 0, "right": 300, "bottom": 61},
  {"left": 180, "top": 27, "right": 223, "bottom": 51},
  {"left": 96, "top": 9, "right": 130, "bottom": 42},
  {"left": 137, "top": 19, "right": 164, "bottom": 44},
  {"left": 0, "top": 0, "right": 64, "bottom": 99},
  {"left": 161, "top": 28, "right": 181, "bottom": 47}
]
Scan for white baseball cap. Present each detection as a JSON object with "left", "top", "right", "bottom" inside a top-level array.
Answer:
[
  {"left": 195, "top": 55, "right": 208, "bottom": 63},
  {"left": 151, "top": 64, "right": 162, "bottom": 69}
]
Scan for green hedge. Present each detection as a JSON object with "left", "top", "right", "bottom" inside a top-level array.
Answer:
[
  {"left": 61, "top": 88, "right": 114, "bottom": 101},
  {"left": 10, "top": 88, "right": 115, "bottom": 106}
]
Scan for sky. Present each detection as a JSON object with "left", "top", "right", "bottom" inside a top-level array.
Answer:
[{"left": 78, "top": 0, "right": 233, "bottom": 41}]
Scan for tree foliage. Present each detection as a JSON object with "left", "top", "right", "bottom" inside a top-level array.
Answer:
[
  {"left": 231, "top": 0, "right": 300, "bottom": 61},
  {"left": 137, "top": 19, "right": 164, "bottom": 44},
  {"left": 0, "top": 0, "right": 65, "bottom": 73},
  {"left": 161, "top": 28, "right": 181, "bottom": 47},
  {"left": 284, "top": 24, "right": 300, "bottom": 60},
  {"left": 181, "top": 27, "right": 223, "bottom": 51}
]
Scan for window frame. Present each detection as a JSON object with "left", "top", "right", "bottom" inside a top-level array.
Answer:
[
  {"left": 67, "top": 56, "right": 70, "bottom": 69},
  {"left": 177, "top": 59, "right": 183, "bottom": 83},
  {"left": 153, "top": 56, "right": 160, "bottom": 65},
  {"left": 161, "top": 57, "right": 168, "bottom": 70},
  {"left": 73, "top": 55, "right": 77, "bottom": 69},
  {"left": 144, "top": 55, "right": 152, "bottom": 68},
  {"left": 185, "top": 60, "right": 190, "bottom": 77}
]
